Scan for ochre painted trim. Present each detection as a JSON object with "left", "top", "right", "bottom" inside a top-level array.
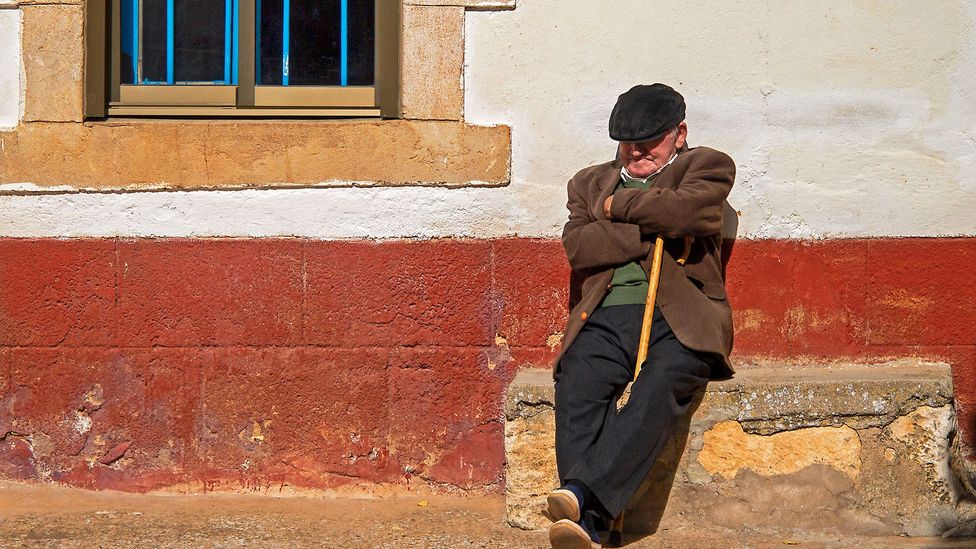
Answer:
[
  {"left": 0, "top": 120, "right": 511, "bottom": 188},
  {"left": 253, "top": 86, "right": 376, "bottom": 108},
  {"left": 106, "top": 106, "right": 383, "bottom": 117}
]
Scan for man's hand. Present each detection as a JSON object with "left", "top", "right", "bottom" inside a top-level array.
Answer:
[{"left": 603, "top": 195, "right": 614, "bottom": 218}]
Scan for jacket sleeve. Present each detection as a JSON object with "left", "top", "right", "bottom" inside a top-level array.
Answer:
[
  {"left": 562, "top": 175, "right": 647, "bottom": 274},
  {"left": 608, "top": 149, "right": 735, "bottom": 237}
]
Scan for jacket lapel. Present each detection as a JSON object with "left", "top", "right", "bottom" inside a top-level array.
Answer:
[{"left": 593, "top": 160, "right": 623, "bottom": 220}]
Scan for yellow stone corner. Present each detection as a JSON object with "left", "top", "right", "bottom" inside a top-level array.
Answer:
[{"left": 697, "top": 421, "right": 862, "bottom": 480}]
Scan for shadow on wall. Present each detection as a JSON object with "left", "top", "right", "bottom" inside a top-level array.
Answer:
[
  {"left": 616, "top": 391, "right": 705, "bottom": 544},
  {"left": 615, "top": 203, "right": 734, "bottom": 543},
  {"left": 720, "top": 200, "right": 738, "bottom": 280}
]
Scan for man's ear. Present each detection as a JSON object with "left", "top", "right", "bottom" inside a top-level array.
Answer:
[{"left": 675, "top": 121, "right": 688, "bottom": 149}]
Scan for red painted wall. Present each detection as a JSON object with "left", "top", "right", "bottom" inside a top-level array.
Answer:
[{"left": 0, "top": 238, "right": 973, "bottom": 492}]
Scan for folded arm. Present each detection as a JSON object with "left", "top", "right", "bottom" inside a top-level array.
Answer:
[
  {"left": 562, "top": 177, "right": 648, "bottom": 274},
  {"left": 608, "top": 149, "right": 735, "bottom": 237}
]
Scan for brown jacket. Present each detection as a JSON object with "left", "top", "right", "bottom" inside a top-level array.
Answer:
[{"left": 554, "top": 145, "right": 736, "bottom": 380}]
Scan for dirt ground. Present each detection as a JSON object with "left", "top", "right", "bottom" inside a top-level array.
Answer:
[{"left": 0, "top": 482, "right": 971, "bottom": 549}]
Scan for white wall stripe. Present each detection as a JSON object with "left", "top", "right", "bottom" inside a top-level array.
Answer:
[
  {"left": 2, "top": 1, "right": 976, "bottom": 239},
  {"left": 0, "top": 9, "right": 22, "bottom": 130}
]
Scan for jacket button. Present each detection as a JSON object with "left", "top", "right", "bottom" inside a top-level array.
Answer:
[{"left": 581, "top": 311, "right": 588, "bottom": 321}]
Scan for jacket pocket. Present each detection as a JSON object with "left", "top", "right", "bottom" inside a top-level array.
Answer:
[{"left": 687, "top": 274, "right": 728, "bottom": 300}]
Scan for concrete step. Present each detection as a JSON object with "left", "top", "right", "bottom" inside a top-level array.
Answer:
[{"left": 504, "top": 360, "right": 973, "bottom": 540}]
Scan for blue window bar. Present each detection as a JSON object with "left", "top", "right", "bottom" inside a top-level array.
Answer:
[
  {"left": 120, "top": 0, "right": 371, "bottom": 88},
  {"left": 257, "top": 0, "right": 368, "bottom": 87},
  {"left": 340, "top": 0, "right": 348, "bottom": 86},
  {"left": 282, "top": 0, "right": 290, "bottom": 86},
  {"left": 121, "top": 0, "right": 239, "bottom": 85}
]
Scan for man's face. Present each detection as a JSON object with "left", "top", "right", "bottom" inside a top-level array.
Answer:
[{"left": 619, "top": 122, "right": 687, "bottom": 179}]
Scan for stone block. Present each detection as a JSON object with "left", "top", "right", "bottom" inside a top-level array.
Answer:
[
  {"left": 405, "top": 0, "right": 515, "bottom": 9},
  {"left": 22, "top": 5, "right": 84, "bottom": 122},
  {"left": 0, "top": 239, "right": 117, "bottom": 346},
  {"left": 305, "top": 240, "right": 495, "bottom": 347},
  {"left": 401, "top": 5, "right": 464, "bottom": 120},
  {"left": 387, "top": 347, "right": 507, "bottom": 488},
  {"left": 0, "top": 120, "right": 511, "bottom": 188},
  {"left": 504, "top": 361, "right": 966, "bottom": 538},
  {"left": 867, "top": 238, "right": 976, "bottom": 346},
  {"left": 3, "top": 347, "right": 206, "bottom": 490},
  {"left": 726, "top": 239, "right": 870, "bottom": 357},
  {"left": 698, "top": 421, "right": 861, "bottom": 480},
  {"left": 117, "top": 239, "right": 304, "bottom": 346},
  {"left": 492, "top": 239, "right": 570, "bottom": 349},
  {"left": 198, "top": 347, "right": 396, "bottom": 489}
]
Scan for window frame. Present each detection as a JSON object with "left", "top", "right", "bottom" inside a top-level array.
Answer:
[{"left": 85, "top": 0, "right": 401, "bottom": 118}]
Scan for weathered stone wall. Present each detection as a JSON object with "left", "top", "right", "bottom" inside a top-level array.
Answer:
[
  {"left": 505, "top": 364, "right": 967, "bottom": 538},
  {"left": 1, "top": 0, "right": 975, "bottom": 497},
  {"left": 2, "top": 238, "right": 975, "bottom": 494}
]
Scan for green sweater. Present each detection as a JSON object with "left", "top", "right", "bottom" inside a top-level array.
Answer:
[{"left": 599, "top": 172, "right": 655, "bottom": 308}]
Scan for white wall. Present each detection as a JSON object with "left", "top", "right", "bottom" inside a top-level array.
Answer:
[
  {"left": 0, "top": 9, "right": 21, "bottom": 130},
  {"left": 464, "top": 0, "right": 976, "bottom": 239},
  {"left": 1, "top": 1, "right": 975, "bottom": 239}
]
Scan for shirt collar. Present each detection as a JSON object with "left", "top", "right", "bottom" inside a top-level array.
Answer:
[{"left": 620, "top": 152, "right": 678, "bottom": 184}]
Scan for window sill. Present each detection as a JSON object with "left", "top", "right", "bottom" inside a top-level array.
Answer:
[
  {"left": 106, "top": 106, "right": 384, "bottom": 118},
  {"left": 0, "top": 118, "right": 511, "bottom": 190}
]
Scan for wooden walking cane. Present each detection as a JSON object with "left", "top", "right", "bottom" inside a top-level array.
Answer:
[{"left": 609, "top": 235, "right": 691, "bottom": 547}]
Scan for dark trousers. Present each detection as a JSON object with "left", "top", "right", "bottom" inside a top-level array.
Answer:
[{"left": 554, "top": 304, "right": 712, "bottom": 519}]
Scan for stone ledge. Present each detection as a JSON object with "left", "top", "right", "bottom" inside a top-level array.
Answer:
[
  {"left": 505, "top": 361, "right": 969, "bottom": 539},
  {"left": 0, "top": 120, "right": 511, "bottom": 189},
  {"left": 405, "top": 0, "right": 515, "bottom": 10},
  {"left": 0, "top": 1, "right": 82, "bottom": 6}
]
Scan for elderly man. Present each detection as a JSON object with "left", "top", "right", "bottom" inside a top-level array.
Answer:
[{"left": 546, "top": 84, "right": 736, "bottom": 548}]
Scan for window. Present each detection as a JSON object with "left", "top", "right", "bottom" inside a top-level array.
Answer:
[{"left": 85, "top": 0, "right": 400, "bottom": 117}]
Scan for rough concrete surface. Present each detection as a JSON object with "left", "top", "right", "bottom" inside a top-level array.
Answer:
[
  {"left": 0, "top": 481, "right": 972, "bottom": 548},
  {"left": 505, "top": 362, "right": 972, "bottom": 539}
]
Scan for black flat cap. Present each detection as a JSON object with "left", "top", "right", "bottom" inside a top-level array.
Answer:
[{"left": 609, "top": 83, "right": 685, "bottom": 142}]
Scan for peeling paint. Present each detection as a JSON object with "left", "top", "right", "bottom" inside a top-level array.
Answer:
[{"left": 73, "top": 410, "right": 92, "bottom": 436}]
